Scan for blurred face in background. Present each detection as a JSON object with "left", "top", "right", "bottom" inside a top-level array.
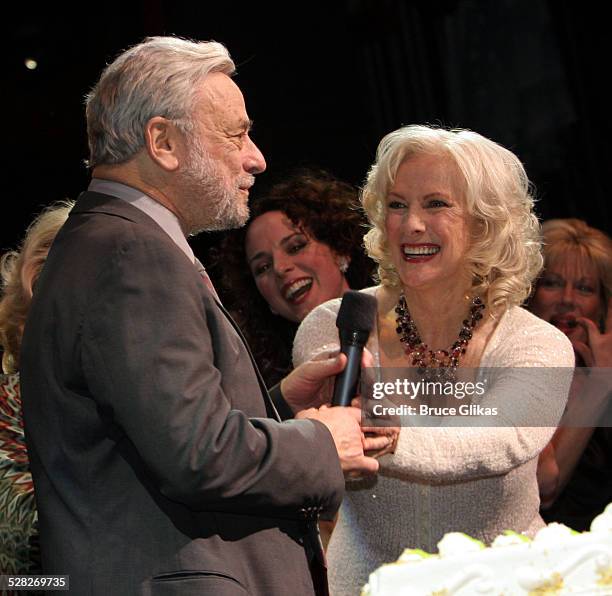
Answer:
[
  {"left": 531, "top": 252, "right": 603, "bottom": 344},
  {"left": 245, "top": 210, "right": 349, "bottom": 322}
]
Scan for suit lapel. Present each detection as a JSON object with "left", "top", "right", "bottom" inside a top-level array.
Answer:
[{"left": 214, "top": 300, "right": 281, "bottom": 422}]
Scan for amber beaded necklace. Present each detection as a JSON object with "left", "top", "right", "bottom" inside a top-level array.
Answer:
[{"left": 394, "top": 293, "right": 485, "bottom": 375}]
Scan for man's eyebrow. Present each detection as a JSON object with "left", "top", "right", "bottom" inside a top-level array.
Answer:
[
  {"left": 240, "top": 118, "right": 254, "bottom": 132},
  {"left": 228, "top": 119, "right": 253, "bottom": 136}
]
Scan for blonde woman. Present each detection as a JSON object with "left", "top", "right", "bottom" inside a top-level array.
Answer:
[
  {"left": 0, "top": 200, "right": 73, "bottom": 574},
  {"left": 532, "top": 219, "right": 612, "bottom": 530},
  {"left": 294, "top": 125, "right": 574, "bottom": 595}
]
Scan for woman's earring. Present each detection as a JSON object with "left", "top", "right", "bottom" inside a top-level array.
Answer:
[{"left": 338, "top": 257, "right": 350, "bottom": 273}]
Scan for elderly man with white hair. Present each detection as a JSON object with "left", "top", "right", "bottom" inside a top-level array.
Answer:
[{"left": 20, "top": 36, "right": 382, "bottom": 596}]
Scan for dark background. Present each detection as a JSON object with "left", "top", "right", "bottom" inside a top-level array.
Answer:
[{"left": 6, "top": 0, "right": 610, "bottom": 262}]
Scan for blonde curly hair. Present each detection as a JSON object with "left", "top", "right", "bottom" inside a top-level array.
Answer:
[
  {"left": 361, "top": 125, "right": 542, "bottom": 312},
  {"left": 0, "top": 200, "right": 74, "bottom": 373}
]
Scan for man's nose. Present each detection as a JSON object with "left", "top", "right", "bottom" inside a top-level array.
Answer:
[{"left": 244, "top": 135, "right": 266, "bottom": 175}]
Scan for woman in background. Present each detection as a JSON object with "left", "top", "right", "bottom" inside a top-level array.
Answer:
[
  {"left": 218, "top": 168, "right": 375, "bottom": 387},
  {"left": 0, "top": 200, "right": 73, "bottom": 576},
  {"left": 532, "top": 218, "right": 612, "bottom": 531}
]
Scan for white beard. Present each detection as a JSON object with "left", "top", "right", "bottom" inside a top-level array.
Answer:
[{"left": 177, "top": 136, "right": 253, "bottom": 235}]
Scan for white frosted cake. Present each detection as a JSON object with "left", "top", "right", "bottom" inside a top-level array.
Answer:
[{"left": 363, "top": 504, "right": 612, "bottom": 595}]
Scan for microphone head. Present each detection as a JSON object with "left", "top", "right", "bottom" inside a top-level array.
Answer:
[{"left": 335, "top": 290, "right": 377, "bottom": 332}]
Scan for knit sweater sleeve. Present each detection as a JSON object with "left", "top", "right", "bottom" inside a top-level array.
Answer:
[
  {"left": 293, "top": 298, "right": 342, "bottom": 367},
  {"left": 380, "top": 307, "right": 575, "bottom": 482}
]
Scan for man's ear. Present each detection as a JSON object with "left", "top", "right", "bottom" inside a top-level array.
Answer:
[{"left": 144, "top": 116, "right": 183, "bottom": 171}]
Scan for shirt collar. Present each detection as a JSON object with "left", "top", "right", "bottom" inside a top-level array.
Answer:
[{"left": 88, "top": 178, "right": 195, "bottom": 264}]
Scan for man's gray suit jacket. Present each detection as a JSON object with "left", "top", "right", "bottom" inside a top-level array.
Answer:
[{"left": 20, "top": 191, "right": 345, "bottom": 595}]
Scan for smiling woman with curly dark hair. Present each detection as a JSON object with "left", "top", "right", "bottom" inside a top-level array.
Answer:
[{"left": 215, "top": 167, "right": 375, "bottom": 387}]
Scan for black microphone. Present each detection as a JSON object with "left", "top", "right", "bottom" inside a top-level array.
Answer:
[{"left": 332, "top": 291, "right": 377, "bottom": 407}]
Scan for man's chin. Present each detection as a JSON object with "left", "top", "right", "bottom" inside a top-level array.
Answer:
[
  {"left": 219, "top": 204, "right": 250, "bottom": 230},
  {"left": 220, "top": 214, "right": 249, "bottom": 231},
  {"left": 190, "top": 209, "right": 250, "bottom": 235}
]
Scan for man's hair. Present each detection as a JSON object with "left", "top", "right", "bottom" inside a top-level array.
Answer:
[
  {"left": 361, "top": 124, "right": 542, "bottom": 312},
  {"left": 85, "top": 36, "right": 235, "bottom": 168},
  {"left": 0, "top": 200, "right": 74, "bottom": 373}
]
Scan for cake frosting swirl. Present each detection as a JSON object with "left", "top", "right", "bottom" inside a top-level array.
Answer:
[{"left": 363, "top": 503, "right": 612, "bottom": 595}]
